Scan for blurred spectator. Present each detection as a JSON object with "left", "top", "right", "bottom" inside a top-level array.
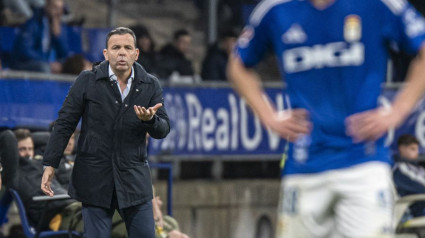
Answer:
[
  {"left": 130, "top": 24, "right": 158, "bottom": 75},
  {"left": 14, "top": 127, "right": 74, "bottom": 188},
  {"left": 14, "top": 129, "right": 34, "bottom": 160},
  {"left": 157, "top": 29, "right": 194, "bottom": 80},
  {"left": 201, "top": 28, "right": 238, "bottom": 81},
  {"left": 393, "top": 134, "right": 425, "bottom": 217},
  {"left": 53, "top": 131, "right": 75, "bottom": 189},
  {"left": 10, "top": 0, "right": 70, "bottom": 73},
  {"left": 13, "top": 128, "right": 75, "bottom": 230},
  {"left": 62, "top": 54, "right": 92, "bottom": 75},
  {"left": 2, "top": 0, "right": 45, "bottom": 22},
  {"left": 153, "top": 195, "right": 189, "bottom": 238}
]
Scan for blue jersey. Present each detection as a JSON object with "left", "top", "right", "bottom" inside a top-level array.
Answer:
[{"left": 236, "top": 0, "right": 425, "bottom": 175}]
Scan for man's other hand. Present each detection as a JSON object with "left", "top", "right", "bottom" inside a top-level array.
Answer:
[{"left": 41, "top": 166, "right": 55, "bottom": 197}]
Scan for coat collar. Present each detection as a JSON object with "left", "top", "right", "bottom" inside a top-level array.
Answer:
[{"left": 94, "top": 61, "right": 152, "bottom": 84}]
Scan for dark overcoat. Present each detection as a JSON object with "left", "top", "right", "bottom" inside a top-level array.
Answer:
[{"left": 43, "top": 61, "right": 170, "bottom": 209}]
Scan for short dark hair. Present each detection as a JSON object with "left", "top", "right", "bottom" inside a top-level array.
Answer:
[
  {"left": 397, "top": 134, "right": 419, "bottom": 147},
  {"left": 106, "top": 27, "right": 137, "bottom": 48},
  {"left": 14, "top": 129, "right": 32, "bottom": 142},
  {"left": 173, "top": 29, "right": 190, "bottom": 41}
]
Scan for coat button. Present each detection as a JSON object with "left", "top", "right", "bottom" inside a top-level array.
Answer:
[
  {"left": 115, "top": 100, "right": 118, "bottom": 104},
  {"left": 125, "top": 104, "right": 128, "bottom": 107},
  {"left": 136, "top": 89, "right": 139, "bottom": 92}
]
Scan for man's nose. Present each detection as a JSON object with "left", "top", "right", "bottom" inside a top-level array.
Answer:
[{"left": 118, "top": 48, "right": 126, "bottom": 55}]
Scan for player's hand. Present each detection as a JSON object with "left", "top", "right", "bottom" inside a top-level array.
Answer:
[
  {"left": 346, "top": 107, "right": 402, "bottom": 142},
  {"left": 134, "top": 103, "right": 162, "bottom": 121},
  {"left": 41, "top": 166, "right": 55, "bottom": 197},
  {"left": 264, "top": 109, "right": 312, "bottom": 142}
]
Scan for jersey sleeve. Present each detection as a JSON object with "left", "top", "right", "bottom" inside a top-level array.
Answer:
[
  {"left": 235, "top": 5, "right": 273, "bottom": 68},
  {"left": 380, "top": 0, "right": 425, "bottom": 54}
]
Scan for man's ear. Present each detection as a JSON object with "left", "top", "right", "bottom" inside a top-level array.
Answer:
[
  {"left": 135, "top": 48, "right": 140, "bottom": 61},
  {"left": 103, "top": 49, "right": 108, "bottom": 60}
]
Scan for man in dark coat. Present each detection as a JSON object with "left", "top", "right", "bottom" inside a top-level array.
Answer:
[{"left": 41, "top": 27, "right": 170, "bottom": 238}]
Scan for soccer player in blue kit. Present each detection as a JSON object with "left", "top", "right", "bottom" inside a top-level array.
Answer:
[{"left": 228, "top": 0, "right": 425, "bottom": 237}]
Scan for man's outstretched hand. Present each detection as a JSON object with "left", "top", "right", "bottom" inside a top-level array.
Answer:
[{"left": 134, "top": 103, "right": 163, "bottom": 121}]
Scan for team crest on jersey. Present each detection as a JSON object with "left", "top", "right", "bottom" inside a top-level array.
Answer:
[
  {"left": 282, "top": 24, "right": 307, "bottom": 44},
  {"left": 238, "top": 26, "right": 254, "bottom": 48},
  {"left": 344, "top": 15, "right": 362, "bottom": 42}
]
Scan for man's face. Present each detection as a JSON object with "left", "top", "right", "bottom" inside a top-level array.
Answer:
[
  {"left": 45, "top": 0, "right": 64, "bottom": 18},
  {"left": 18, "top": 137, "right": 34, "bottom": 159},
  {"left": 175, "top": 35, "right": 191, "bottom": 55},
  {"left": 103, "top": 34, "right": 139, "bottom": 74},
  {"left": 399, "top": 143, "right": 419, "bottom": 160}
]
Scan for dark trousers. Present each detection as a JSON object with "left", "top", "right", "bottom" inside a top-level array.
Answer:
[{"left": 82, "top": 200, "right": 155, "bottom": 238}]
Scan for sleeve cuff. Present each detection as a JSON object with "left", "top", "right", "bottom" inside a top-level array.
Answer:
[{"left": 141, "top": 115, "right": 157, "bottom": 125}]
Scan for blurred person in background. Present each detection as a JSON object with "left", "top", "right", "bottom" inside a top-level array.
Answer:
[
  {"left": 53, "top": 131, "right": 76, "bottom": 189},
  {"left": 13, "top": 128, "right": 75, "bottom": 231},
  {"left": 152, "top": 195, "right": 189, "bottom": 238},
  {"left": 11, "top": 0, "right": 70, "bottom": 73},
  {"left": 157, "top": 29, "right": 194, "bottom": 80},
  {"left": 228, "top": 0, "right": 425, "bottom": 237},
  {"left": 131, "top": 24, "right": 158, "bottom": 75},
  {"left": 393, "top": 134, "right": 425, "bottom": 218},
  {"left": 201, "top": 28, "right": 238, "bottom": 81},
  {"left": 15, "top": 129, "right": 34, "bottom": 160},
  {"left": 14, "top": 128, "right": 73, "bottom": 187}
]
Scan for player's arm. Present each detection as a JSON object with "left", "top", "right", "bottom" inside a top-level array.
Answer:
[
  {"left": 347, "top": 45, "right": 425, "bottom": 142},
  {"left": 227, "top": 54, "right": 311, "bottom": 141},
  {"left": 392, "top": 45, "right": 425, "bottom": 121}
]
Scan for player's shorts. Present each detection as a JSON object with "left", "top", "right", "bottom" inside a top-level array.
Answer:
[{"left": 276, "top": 161, "right": 394, "bottom": 238}]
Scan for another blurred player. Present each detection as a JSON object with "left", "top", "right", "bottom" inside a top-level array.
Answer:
[{"left": 228, "top": 0, "right": 425, "bottom": 237}]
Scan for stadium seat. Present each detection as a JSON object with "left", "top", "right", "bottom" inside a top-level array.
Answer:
[
  {"left": 31, "top": 131, "right": 51, "bottom": 157},
  {"left": 394, "top": 193, "right": 425, "bottom": 237}
]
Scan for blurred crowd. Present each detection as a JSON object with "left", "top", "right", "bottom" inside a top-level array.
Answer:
[
  {"left": 0, "top": 0, "right": 248, "bottom": 83},
  {"left": 1, "top": 0, "right": 424, "bottom": 83}
]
